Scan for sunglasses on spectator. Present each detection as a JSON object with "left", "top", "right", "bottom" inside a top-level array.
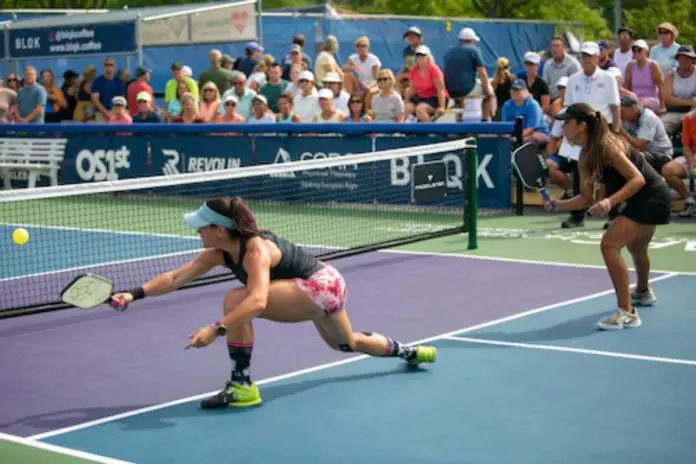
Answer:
[
  {"left": 299, "top": 79, "right": 310, "bottom": 83},
  {"left": 105, "top": 63, "right": 115, "bottom": 67},
  {"left": 356, "top": 44, "right": 367, "bottom": 48},
  {"left": 350, "top": 100, "right": 362, "bottom": 104},
  {"left": 225, "top": 101, "right": 237, "bottom": 106},
  {"left": 658, "top": 29, "right": 671, "bottom": 35},
  {"left": 377, "top": 77, "right": 389, "bottom": 82}
]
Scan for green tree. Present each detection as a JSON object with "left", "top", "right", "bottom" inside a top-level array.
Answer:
[
  {"left": 516, "top": 0, "right": 611, "bottom": 39},
  {"left": 624, "top": 0, "right": 696, "bottom": 46}
]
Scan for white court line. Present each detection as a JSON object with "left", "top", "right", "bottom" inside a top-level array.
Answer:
[
  {"left": 443, "top": 336, "right": 696, "bottom": 367},
  {"left": 0, "top": 431, "right": 132, "bottom": 463},
  {"left": 0, "top": 222, "right": 200, "bottom": 241},
  {"left": 28, "top": 272, "right": 679, "bottom": 441}
]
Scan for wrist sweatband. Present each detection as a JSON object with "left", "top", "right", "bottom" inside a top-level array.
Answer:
[
  {"left": 129, "top": 287, "right": 146, "bottom": 300},
  {"left": 604, "top": 198, "right": 612, "bottom": 209}
]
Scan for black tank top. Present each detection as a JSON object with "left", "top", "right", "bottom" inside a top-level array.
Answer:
[
  {"left": 599, "top": 147, "right": 666, "bottom": 203},
  {"left": 222, "top": 232, "right": 323, "bottom": 285}
]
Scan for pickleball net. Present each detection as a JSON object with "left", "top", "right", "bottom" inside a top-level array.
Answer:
[{"left": 0, "top": 138, "right": 479, "bottom": 316}]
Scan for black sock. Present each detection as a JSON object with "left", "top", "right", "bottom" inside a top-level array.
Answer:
[
  {"left": 382, "top": 337, "right": 417, "bottom": 361},
  {"left": 227, "top": 342, "right": 252, "bottom": 385}
]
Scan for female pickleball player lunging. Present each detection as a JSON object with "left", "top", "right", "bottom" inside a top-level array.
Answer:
[
  {"left": 110, "top": 196, "right": 436, "bottom": 408},
  {"left": 545, "top": 103, "right": 671, "bottom": 330}
]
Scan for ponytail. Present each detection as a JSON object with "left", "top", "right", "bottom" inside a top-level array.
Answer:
[{"left": 206, "top": 196, "right": 262, "bottom": 238}]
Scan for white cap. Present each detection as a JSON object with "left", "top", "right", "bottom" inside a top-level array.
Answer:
[
  {"left": 318, "top": 88, "right": 334, "bottom": 100},
  {"left": 322, "top": 72, "right": 342, "bottom": 84},
  {"left": 580, "top": 41, "right": 600, "bottom": 56},
  {"left": 252, "top": 94, "right": 268, "bottom": 105},
  {"left": 556, "top": 76, "right": 569, "bottom": 88},
  {"left": 182, "top": 65, "right": 192, "bottom": 77},
  {"left": 458, "top": 27, "right": 479, "bottom": 42},
  {"left": 524, "top": 51, "right": 541, "bottom": 65},
  {"left": 299, "top": 70, "right": 314, "bottom": 82},
  {"left": 224, "top": 94, "right": 238, "bottom": 104},
  {"left": 136, "top": 91, "right": 152, "bottom": 102},
  {"left": 415, "top": 45, "right": 432, "bottom": 56},
  {"left": 111, "top": 96, "right": 126, "bottom": 106},
  {"left": 632, "top": 39, "right": 649, "bottom": 52}
]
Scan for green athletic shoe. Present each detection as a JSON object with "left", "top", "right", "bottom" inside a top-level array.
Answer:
[
  {"left": 200, "top": 381, "right": 262, "bottom": 409},
  {"left": 407, "top": 345, "right": 437, "bottom": 366}
]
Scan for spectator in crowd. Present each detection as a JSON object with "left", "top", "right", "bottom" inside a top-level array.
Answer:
[
  {"left": 260, "top": 62, "right": 289, "bottom": 113},
  {"left": 624, "top": 39, "right": 663, "bottom": 113},
  {"left": 237, "top": 42, "right": 264, "bottom": 77},
  {"left": 132, "top": 92, "right": 164, "bottom": 123},
  {"left": 217, "top": 94, "right": 245, "bottom": 123},
  {"left": 550, "top": 76, "right": 568, "bottom": 117},
  {"left": 247, "top": 56, "right": 272, "bottom": 92},
  {"left": 561, "top": 41, "right": 621, "bottom": 228},
  {"left": 444, "top": 27, "right": 493, "bottom": 121},
  {"left": 650, "top": 23, "right": 680, "bottom": 76},
  {"left": 199, "top": 50, "right": 234, "bottom": 94},
  {"left": 0, "top": 77, "right": 17, "bottom": 123},
  {"left": 282, "top": 44, "right": 308, "bottom": 82},
  {"left": 5, "top": 72, "right": 19, "bottom": 93},
  {"left": 173, "top": 93, "right": 204, "bottom": 123},
  {"left": 613, "top": 27, "right": 635, "bottom": 76},
  {"left": 199, "top": 82, "right": 222, "bottom": 122},
  {"left": 405, "top": 45, "right": 446, "bottom": 122},
  {"left": 619, "top": 94, "right": 673, "bottom": 160},
  {"left": 369, "top": 69, "right": 405, "bottom": 123},
  {"left": 492, "top": 57, "right": 513, "bottom": 120},
  {"left": 542, "top": 36, "right": 580, "bottom": 101},
  {"left": 107, "top": 96, "right": 132, "bottom": 124},
  {"left": 247, "top": 94, "right": 276, "bottom": 123},
  {"left": 60, "top": 70, "right": 79, "bottom": 121},
  {"left": 313, "top": 88, "right": 346, "bottom": 122},
  {"left": 501, "top": 78, "right": 550, "bottom": 146},
  {"left": 597, "top": 41, "right": 618, "bottom": 70},
  {"left": 73, "top": 65, "right": 97, "bottom": 122},
  {"left": 276, "top": 94, "right": 301, "bottom": 123},
  {"left": 284, "top": 62, "right": 305, "bottom": 98},
  {"left": 41, "top": 69, "right": 66, "bottom": 123},
  {"left": 127, "top": 67, "right": 153, "bottom": 117},
  {"left": 321, "top": 72, "right": 349, "bottom": 115},
  {"left": 165, "top": 81, "right": 191, "bottom": 122},
  {"left": 222, "top": 71, "right": 256, "bottom": 121},
  {"left": 282, "top": 34, "right": 312, "bottom": 76},
  {"left": 314, "top": 35, "right": 341, "bottom": 87},
  {"left": 164, "top": 62, "right": 199, "bottom": 117},
  {"left": 91, "top": 58, "right": 126, "bottom": 123},
  {"left": 16, "top": 66, "right": 46, "bottom": 124},
  {"left": 662, "top": 110, "right": 696, "bottom": 217},
  {"left": 293, "top": 70, "right": 319, "bottom": 122},
  {"left": 523, "top": 51, "right": 550, "bottom": 115},
  {"left": 398, "top": 26, "right": 424, "bottom": 82},
  {"left": 345, "top": 94, "right": 371, "bottom": 123},
  {"left": 660, "top": 45, "right": 696, "bottom": 135},
  {"left": 221, "top": 55, "right": 236, "bottom": 71},
  {"left": 343, "top": 36, "right": 381, "bottom": 96}
]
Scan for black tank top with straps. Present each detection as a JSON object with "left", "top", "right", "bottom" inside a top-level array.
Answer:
[
  {"left": 599, "top": 146, "right": 667, "bottom": 205},
  {"left": 221, "top": 232, "right": 323, "bottom": 285}
]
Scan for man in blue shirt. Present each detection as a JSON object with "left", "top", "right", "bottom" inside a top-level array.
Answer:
[
  {"left": 443, "top": 27, "right": 493, "bottom": 121},
  {"left": 501, "top": 79, "right": 550, "bottom": 146},
  {"left": 91, "top": 57, "right": 125, "bottom": 122}
]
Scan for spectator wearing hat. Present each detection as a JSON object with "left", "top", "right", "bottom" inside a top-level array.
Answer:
[
  {"left": 221, "top": 71, "right": 256, "bottom": 120},
  {"left": 313, "top": 88, "right": 346, "bottom": 123},
  {"left": 91, "top": 57, "right": 125, "bottom": 122},
  {"left": 542, "top": 36, "right": 581, "bottom": 101},
  {"left": 165, "top": 62, "right": 199, "bottom": 115},
  {"left": 282, "top": 34, "right": 312, "bottom": 75},
  {"left": 127, "top": 67, "right": 153, "bottom": 117},
  {"left": 282, "top": 44, "right": 308, "bottom": 82},
  {"left": 369, "top": 69, "right": 405, "bottom": 123},
  {"left": 619, "top": 94, "right": 673, "bottom": 161},
  {"left": 624, "top": 39, "right": 664, "bottom": 113},
  {"left": 260, "top": 62, "right": 289, "bottom": 113},
  {"left": 523, "top": 51, "right": 550, "bottom": 115},
  {"left": 314, "top": 35, "right": 341, "bottom": 87},
  {"left": 597, "top": 41, "right": 618, "bottom": 71},
  {"left": 293, "top": 70, "right": 320, "bottom": 122},
  {"left": 343, "top": 36, "right": 382, "bottom": 96},
  {"left": 217, "top": 94, "right": 245, "bottom": 123},
  {"left": 247, "top": 94, "right": 276, "bottom": 124},
  {"left": 322, "top": 71, "right": 350, "bottom": 115},
  {"left": 662, "top": 110, "right": 696, "bottom": 217},
  {"left": 501, "top": 78, "right": 550, "bottom": 146},
  {"left": 660, "top": 45, "right": 696, "bottom": 135},
  {"left": 550, "top": 76, "right": 568, "bottom": 118},
  {"left": 398, "top": 26, "right": 424, "bottom": 82},
  {"left": 237, "top": 42, "right": 264, "bottom": 78},
  {"left": 132, "top": 92, "right": 164, "bottom": 123},
  {"left": 613, "top": 27, "right": 635, "bottom": 76},
  {"left": 199, "top": 50, "right": 234, "bottom": 95},
  {"left": 405, "top": 45, "right": 446, "bottom": 122},
  {"left": 107, "top": 96, "right": 132, "bottom": 124},
  {"left": 650, "top": 23, "right": 681, "bottom": 76},
  {"left": 444, "top": 27, "right": 493, "bottom": 121}
]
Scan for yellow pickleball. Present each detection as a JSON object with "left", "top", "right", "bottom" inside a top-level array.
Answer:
[{"left": 12, "top": 228, "right": 29, "bottom": 246}]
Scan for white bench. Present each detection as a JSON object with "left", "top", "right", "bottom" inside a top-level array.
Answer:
[{"left": 0, "top": 138, "right": 68, "bottom": 189}]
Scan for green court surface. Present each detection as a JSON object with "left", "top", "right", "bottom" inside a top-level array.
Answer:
[{"left": 0, "top": 434, "right": 130, "bottom": 464}]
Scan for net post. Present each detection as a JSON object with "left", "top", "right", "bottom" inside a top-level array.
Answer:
[
  {"left": 465, "top": 142, "right": 478, "bottom": 250},
  {"left": 513, "top": 116, "right": 525, "bottom": 216}
]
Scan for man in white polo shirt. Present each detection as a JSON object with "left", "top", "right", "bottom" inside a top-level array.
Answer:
[{"left": 558, "top": 41, "right": 621, "bottom": 228}]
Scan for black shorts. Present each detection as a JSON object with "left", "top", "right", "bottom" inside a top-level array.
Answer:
[
  {"left": 643, "top": 151, "right": 673, "bottom": 175},
  {"left": 620, "top": 182, "right": 672, "bottom": 225},
  {"left": 409, "top": 95, "right": 444, "bottom": 108}
]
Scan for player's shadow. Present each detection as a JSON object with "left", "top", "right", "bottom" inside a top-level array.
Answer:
[{"left": 7, "top": 366, "right": 429, "bottom": 435}]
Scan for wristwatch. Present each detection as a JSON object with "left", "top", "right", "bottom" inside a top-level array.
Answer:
[{"left": 212, "top": 321, "right": 227, "bottom": 337}]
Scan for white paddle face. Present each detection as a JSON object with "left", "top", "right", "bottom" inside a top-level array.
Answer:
[{"left": 61, "top": 274, "right": 114, "bottom": 309}]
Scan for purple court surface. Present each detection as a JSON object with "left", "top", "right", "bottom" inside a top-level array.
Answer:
[{"left": 0, "top": 251, "right": 660, "bottom": 439}]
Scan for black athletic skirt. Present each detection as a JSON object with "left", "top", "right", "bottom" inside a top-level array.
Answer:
[{"left": 620, "top": 181, "right": 672, "bottom": 225}]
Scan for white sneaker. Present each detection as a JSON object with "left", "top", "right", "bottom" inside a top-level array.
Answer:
[
  {"left": 678, "top": 201, "right": 696, "bottom": 218},
  {"left": 631, "top": 288, "right": 656, "bottom": 306},
  {"left": 596, "top": 308, "right": 642, "bottom": 331}
]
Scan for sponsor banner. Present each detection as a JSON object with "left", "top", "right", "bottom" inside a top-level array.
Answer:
[
  {"left": 61, "top": 136, "right": 149, "bottom": 184},
  {"left": 150, "top": 135, "right": 251, "bottom": 176},
  {"left": 141, "top": 16, "right": 189, "bottom": 47},
  {"left": 9, "top": 23, "right": 137, "bottom": 58},
  {"left": 411, "top": 161, "right": 447, "bottom": 202}
]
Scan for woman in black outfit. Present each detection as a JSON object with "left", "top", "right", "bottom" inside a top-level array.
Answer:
[{"left": 546, "top": 103, "right": 671, "bottom": 331}]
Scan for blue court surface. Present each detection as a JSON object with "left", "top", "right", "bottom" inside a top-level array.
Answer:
[{"left": 26, "top": 270, "right": 695, "bottom": 464}]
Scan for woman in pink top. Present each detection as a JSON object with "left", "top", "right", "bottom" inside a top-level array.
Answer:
[
  {"left": 199, "top": 82, "right": 222, "bottom": 122},
  {"left": 108, "top": 96, "right": 132, "bottom": 124},
  {"left": 405, "top": 45, "right": 447, "bottom": 122},
  {"left": 624, "top": 39, "right": 664, "bottom": 113}
]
